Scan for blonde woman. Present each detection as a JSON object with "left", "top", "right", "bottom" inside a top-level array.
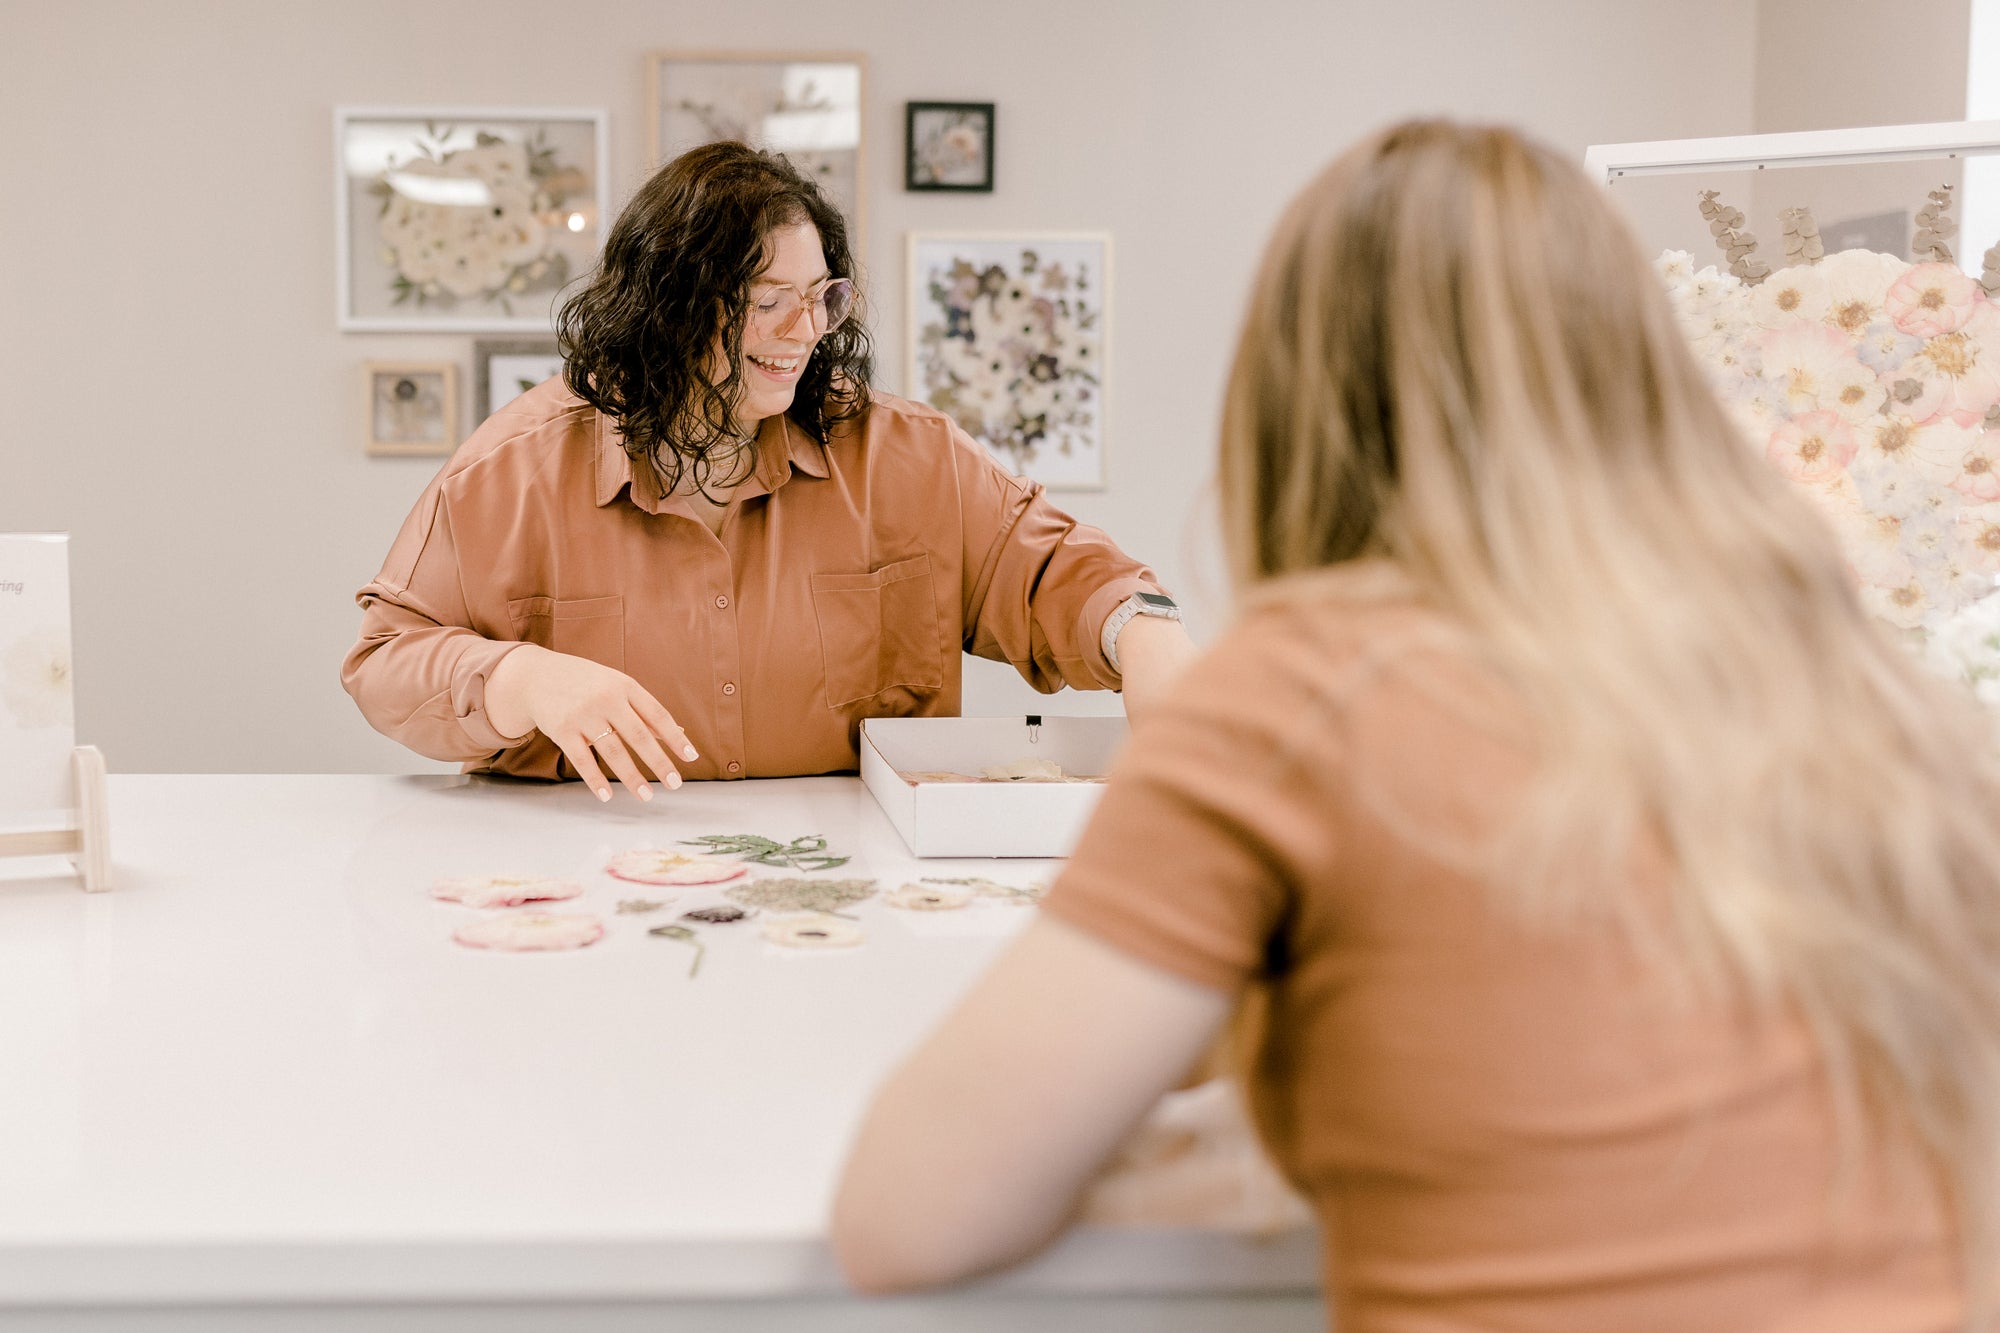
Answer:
[{"left": 832, "top": 120, "right": 2000, "bottom": 1330}]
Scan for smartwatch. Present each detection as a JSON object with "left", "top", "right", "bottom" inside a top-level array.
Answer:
[{"left": 1100, "top": 591, "right": 1181, "bottom": 672}]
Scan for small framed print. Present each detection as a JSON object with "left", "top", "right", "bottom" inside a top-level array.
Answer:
[
  {"left": 473, "top": 339, "right": 564, "bottom": 422},
  {"left": 364, "top": 361, "right": 459, "bottom": 457},
  {"left": 906, "top": 102, "right": 994, "bottom": 192}
]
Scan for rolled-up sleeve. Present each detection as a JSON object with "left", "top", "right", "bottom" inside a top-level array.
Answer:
[
  {"left": 340, "top": 478, "right": 530, "bottom": 763},
  {"left": 951, "top": 422, "right": 1166, "bottom": 692}
]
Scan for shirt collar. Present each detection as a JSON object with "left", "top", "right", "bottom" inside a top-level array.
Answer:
[{"left": 595, "top": 410, "right": 830, "bottom": 513}]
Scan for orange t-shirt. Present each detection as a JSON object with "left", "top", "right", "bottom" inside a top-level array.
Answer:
[
  {"left": 342, "top": 381, "right": 1160, "bottom": 780},
  {"left": 1044, "top": 575, "right": 1960, "bottom": 1332}
]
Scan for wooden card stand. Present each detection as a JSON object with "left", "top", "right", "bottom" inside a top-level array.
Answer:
[{"left": 0, "top": 746, "right": 110, "bottom": 892}]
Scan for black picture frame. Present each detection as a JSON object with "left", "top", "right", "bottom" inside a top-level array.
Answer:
[{"left": 905, "top": 102, "right": 995, "bottom": 193}]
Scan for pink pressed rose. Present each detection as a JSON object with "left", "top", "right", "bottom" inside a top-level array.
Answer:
[
  {"left": 1765, "top": 411, "right": 1858, "bottom": 484},
  {"left": 1884, "top": 262, "right": 1982, "bottom": 338}
]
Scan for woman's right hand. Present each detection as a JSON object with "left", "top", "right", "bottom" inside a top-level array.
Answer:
[{"left": 485, "top": 644, "right": 699, "bottom": 802}]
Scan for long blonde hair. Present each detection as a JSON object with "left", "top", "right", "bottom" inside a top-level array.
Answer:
[{"left": 1221, "top": 119, "right": 2000, "bottom": 1312}]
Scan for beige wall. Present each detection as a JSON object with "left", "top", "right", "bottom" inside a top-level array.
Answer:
[{"left": 3, "top": 0, "right": 1767, "bottom": 774}]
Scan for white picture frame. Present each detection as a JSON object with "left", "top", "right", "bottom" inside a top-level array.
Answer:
[
  {"left": 335, "top": 106, "right": 610, "bottom": 332},
  {"left": 646, "top": 51, "right": 866, "bottom": 252},
  {"left": 906, "top": 232, "right": 1111, "bottom": 491}
]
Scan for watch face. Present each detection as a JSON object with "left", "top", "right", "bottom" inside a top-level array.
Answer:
[{"left": 1135, "top": 592, "right": 1177, "bottom": 611}]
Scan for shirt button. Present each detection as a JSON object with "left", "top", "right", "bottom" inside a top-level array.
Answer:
[
  {"left": 714, "top": 595, "right": 729, "bottom": 609},
  {"left": 726, "top": 761, "right": 742, "bottom": 774},
  {"left": 722, "top": 682, "right": 737, "bottom": 696}
]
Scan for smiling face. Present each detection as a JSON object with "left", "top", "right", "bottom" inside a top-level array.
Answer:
[{"left": 727, "top": 220, "right": 830, "bottom": 432}]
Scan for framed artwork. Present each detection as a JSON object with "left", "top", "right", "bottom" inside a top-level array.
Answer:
[
  {"left": 335, "top": 107, "right": 609, "bottom": 332},
  {"left": 907, "top": 232, "right": 1111, "bottom": 490},
  {"left": 364, "top": 361, "right": 459, "bottom": 456},
  {"left": 906, "top": 102, "right": 994, "bottom": 192},
  {"left": 473, "top": 339, "right": 564, "bottom": 422},
  {"left": 647, "top": 51, "right": 866, "bottom": 247}
]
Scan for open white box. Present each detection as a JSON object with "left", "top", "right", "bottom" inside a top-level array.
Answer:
[{"left": 859, "top": 715, "right": 1128, "bottom": 858}]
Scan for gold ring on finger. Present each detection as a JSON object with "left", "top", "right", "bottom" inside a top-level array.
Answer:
[{"left": 591, "top": 729, "right": 615, "bottom": 745}]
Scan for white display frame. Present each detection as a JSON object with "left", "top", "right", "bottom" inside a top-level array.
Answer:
[
  {"left": 1584, "top": 117, "right": 2000, "bottom": 183},
  {"left": 333, "top": 105, "right": 611, "bottom": 333}
]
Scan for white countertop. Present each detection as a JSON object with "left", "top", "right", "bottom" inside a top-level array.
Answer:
[{"left": 0, "top": 774, "right": 1316, "bottom": 1310}]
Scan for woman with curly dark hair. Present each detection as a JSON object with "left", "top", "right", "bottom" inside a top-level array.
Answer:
[{"left": 343, "top": 142, "right": 1192, "bottom": 798}]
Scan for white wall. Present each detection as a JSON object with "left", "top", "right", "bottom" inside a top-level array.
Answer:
[{"left": 2, "top": 0, "right": 1762, "bottom": 774}]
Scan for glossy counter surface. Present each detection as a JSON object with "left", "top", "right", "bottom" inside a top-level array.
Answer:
[{"left": 0, "top": 773, "right": 1317, "bottom": 1315}]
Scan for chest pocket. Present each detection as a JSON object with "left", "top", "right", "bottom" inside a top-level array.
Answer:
[
  {"left": 505, "top": 594, "right": 625, "bottom": 672},
  {"left": 810, "top": 554, "right": 944, "bottom": 707}
]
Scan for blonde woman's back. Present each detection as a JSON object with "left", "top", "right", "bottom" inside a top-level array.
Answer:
[{"left": 1045, "top": 570, "right": 1962, "bottom": 1330}]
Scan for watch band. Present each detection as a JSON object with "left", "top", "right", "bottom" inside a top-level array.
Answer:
[{"left": 1101, "top": 593, "right": 1180, "bottom": 672}]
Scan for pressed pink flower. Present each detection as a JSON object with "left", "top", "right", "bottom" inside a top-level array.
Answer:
[
  {"left": 1884, "top": 262, "right": 1982, "bottom": 338},
  {"left": 1765, "top": 410, "right": 1858, "bottom": 484},
  {"left": 1955, "top": 503, "right": 2000, "bottom": 572}
]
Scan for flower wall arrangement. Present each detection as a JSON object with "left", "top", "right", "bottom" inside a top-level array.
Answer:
[
  {"left": 907, "top": 233, "right": 1109, "bottom": 489},
  {"left": 336, "top": 110, "right": 607, "bottom": 332},
  {"left": 1659, "top": 188, "right": 2000, "bottom": 698}
]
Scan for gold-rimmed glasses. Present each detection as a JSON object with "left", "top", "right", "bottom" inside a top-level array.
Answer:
[{"left": 747, "top": 276, "right": 856, "bottom": 338}]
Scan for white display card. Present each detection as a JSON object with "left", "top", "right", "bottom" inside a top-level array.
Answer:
[{"left": 0, "top": 534, "right": 77, "bottom": 828}]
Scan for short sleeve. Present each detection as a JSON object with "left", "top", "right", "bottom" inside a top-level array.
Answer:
[{"left": 1041, "top": 615, "right": 1343, "bottom": 992}]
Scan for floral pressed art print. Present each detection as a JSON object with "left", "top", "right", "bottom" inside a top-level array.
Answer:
[
  {"left": 908, "top": 234, "right": 1110, "bottom": 488},
  {"left": 338, "top": 111, "right": 605, "bottom": 331}
]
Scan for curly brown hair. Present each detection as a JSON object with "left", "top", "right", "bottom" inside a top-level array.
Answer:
[{"left": 557, "top": 141, "right": 873, "bottom": 496}]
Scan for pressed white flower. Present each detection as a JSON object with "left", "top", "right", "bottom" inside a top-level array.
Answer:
[
  {"left": 1924, "top": 588, "right": 2000, "bottom": 703},
  {"left": 1957, "top": 503, "right": 2000, "bottom": 572},
  {"left": 0, "top": 625, "right": 72, "bottom": 730},
  {"left": 1815, "top": 248, "right": 1909, "bottom": 335},
  {"left": 1853, "top": 413, "right": 1970, "bottom": 485},
  {"left": 1750, "top": 265, "right": 1831, "bottom": 329},
  {"left": 1758, "top": 321, "right": 1870, "bottom": 416},
  {"left": 1654, "top": 249, "right": 1696, "bottom": 288},
  {"left": 1856, "top": 320, "right": 1924, "bottom": 374}
]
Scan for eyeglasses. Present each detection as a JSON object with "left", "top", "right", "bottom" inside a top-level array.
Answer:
[{"left": 747, "top": 276, "right": 856, "bottom": 337}]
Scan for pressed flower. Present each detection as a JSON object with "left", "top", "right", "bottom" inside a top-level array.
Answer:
[
  {"left": 1957, "top": 504, "right": 2000, "bottom": 572},
  {"left": 1952, "top": 435, "right": 2000, "bottom": 502},
  {"left": 1816, "top": 248, "right": 1909, "bottom": 335},
  {"left": 0, "top": 625, "right": 72, "bottom": 730},
  {"left": 1906, "top": 305, "right": 2000, "bottom": 426},
  {"left": 1766, "top": 410, "right": 1858, "bottom": 484},
  {"left": 1750, "top": 265, "right": 1830, "bottom": 329},
  {"left": 1757, "top": 321, "right": 1867, "bottom": 417},
  {"left": 1884, "top": 261, "right": 1982, "bottom": 338}
]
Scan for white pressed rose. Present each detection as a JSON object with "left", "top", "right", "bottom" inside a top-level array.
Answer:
[
  {"left": 1653, "top": 249, "right": 1696, "bottom": 289},
  {"left": 0, "top": 625, "right": 72, "bottom": 730}
]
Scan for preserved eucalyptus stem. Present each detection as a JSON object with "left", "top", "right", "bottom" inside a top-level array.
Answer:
[
  {"left": 1914, "top": 185, "right": 1957, "bottom": 265},
  {"left": 1778, "top": 207, "right": 1824, "bottom": 266},
  {"left": 1698, "top": 189, "right": 1770, "bottom": 284}
]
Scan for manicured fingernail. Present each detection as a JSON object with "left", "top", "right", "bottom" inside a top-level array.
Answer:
[
  {"left": 682, "top": 744, "right": 699, "bottom": 761},
  {"left": 638, "top": 785, "right": 653, "bottom": 801},
  {"left": 596, "top": 787, "right": 610, "bottom": 802},
  {"left": 666, "top": 772, "right": 683, "bottom": 789}
]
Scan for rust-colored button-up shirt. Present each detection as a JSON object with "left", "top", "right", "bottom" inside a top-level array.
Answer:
[{"left": 341, "top": 380, "right": 1163, "bottom": 781}]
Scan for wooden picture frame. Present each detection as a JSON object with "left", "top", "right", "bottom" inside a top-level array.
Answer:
[{"left": 363, "top": 361, "right": 460, "bottom": 457}]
